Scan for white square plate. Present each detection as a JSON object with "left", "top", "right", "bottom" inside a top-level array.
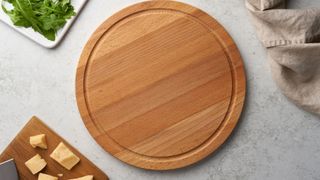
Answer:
[{"left": 0, "top": 0, "right": 88, "bottom": 48}]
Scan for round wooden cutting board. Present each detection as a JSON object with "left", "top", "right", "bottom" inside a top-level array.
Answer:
[{"left": 76, "top": 1, "right": 246, "bottom": 170}]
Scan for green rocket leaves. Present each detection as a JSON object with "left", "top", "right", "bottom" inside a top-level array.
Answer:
[{"left": 2, "top": 0, "right": 76, "bottom": 41}]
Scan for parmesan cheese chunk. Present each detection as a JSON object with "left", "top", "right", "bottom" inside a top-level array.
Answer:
[
  {"left": 69, "top": 175, "right": 94, "bottom": 180},
  {"left": 50, "top": 142, "right": 80, "bottom": 170},
  {"left": 30, "top": 134, "right": 47, "bottom": 149},
  {"left": 25, "top": 154, "right": 47, "bottom": 174},
  {"left": 38, "top": 173, "right": 58, "bottom": 180}
]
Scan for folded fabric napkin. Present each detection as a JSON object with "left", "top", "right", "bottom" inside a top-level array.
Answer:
[{"left": 246, "top": 0, "right": 320, "bottom": 115}]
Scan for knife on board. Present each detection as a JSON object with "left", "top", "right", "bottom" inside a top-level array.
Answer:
[{"left": 0, "top": 159, "right": 19, "bottom": 180}]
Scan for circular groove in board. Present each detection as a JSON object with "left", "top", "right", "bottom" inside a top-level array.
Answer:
[{"left": 76, "top": 1, "right": 246, "bottom": 170}]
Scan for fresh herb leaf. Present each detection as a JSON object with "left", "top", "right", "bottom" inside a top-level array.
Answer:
[{"left": 2, "top": 0, "right": 76, "bottom": 41}]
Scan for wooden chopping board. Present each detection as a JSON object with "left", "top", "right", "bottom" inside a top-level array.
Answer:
[
  {"left": 0, "top": 116, "right": 108, "bottom": 179},
  {"left": 76, "top": 0, "right": 246, "bottom": 170}
]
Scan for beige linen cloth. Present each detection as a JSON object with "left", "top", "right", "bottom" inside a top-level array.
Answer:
[{"left": 246, "top": 0, "right": 320, "bottom": 115}]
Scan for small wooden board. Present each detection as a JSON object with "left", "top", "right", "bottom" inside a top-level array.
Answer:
[
  {"left": 0, "top": 116, "right": 108, "bottom": 179},
  {"left": 76, "top": 0, "right": 246, "bottom": 170}
]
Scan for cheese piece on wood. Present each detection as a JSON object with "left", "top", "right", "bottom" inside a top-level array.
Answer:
[
  {"left": 38, "top": 173, "right": 58, "bottom": 180},
  {"left": 25, "top": 154, "right": 47, "bottom": 174},
  {"left": 50, "top": 142, "right": 80, "bottom": 170},
  {"left": 69, "top": 175, "right": 94, "bottom": 180},
  {"left": 30, "top": 134, "right": 47, "bottom": 149}
]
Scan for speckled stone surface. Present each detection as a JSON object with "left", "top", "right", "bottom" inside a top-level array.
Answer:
[{"left": 0, "top": 1, "right": 319, "bottom": 179}]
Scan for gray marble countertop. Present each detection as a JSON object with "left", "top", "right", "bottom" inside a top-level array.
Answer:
[{"left": 1, "top": 0, "right": 320, "bottom": 179}]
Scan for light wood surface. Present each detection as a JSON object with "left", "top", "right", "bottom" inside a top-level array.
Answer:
[
  {"left": 76, "top": 0, "right": 246, "bottom": 170},
  {"left": 0, "top": 116, "right": 108, "bottom": 179}
]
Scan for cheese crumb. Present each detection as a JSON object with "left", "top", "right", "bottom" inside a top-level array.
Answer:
[
  {"left": 25, "top": 154, "right": 47, "bottom": 174},
  {"left": 50, "top": 142, "right": 80, "bottom": 170},
  {"left": 30, "top": 134, "right": 47, "bottom": 149},
  {"left": 69, "top": 175, "right": 94, "bottom": 180},
  {"left": 38, "top": 173, "right": 58, "bottom": 180}
]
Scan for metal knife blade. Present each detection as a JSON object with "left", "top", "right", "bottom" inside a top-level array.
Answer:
[{"left": 0, "top": 159, "right": 19, "bottom": 180}]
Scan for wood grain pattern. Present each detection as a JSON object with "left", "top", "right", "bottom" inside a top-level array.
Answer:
[
  {"left": 0, "top": 116, "right": 108, "bottom": 180},
  {"left": 76, "top": 0, "right": 246, "bottom": 170}
]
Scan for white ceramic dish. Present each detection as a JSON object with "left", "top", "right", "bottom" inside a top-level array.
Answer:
[{"left": 0, "top": 0, "right": 88, "bottom": 48}]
